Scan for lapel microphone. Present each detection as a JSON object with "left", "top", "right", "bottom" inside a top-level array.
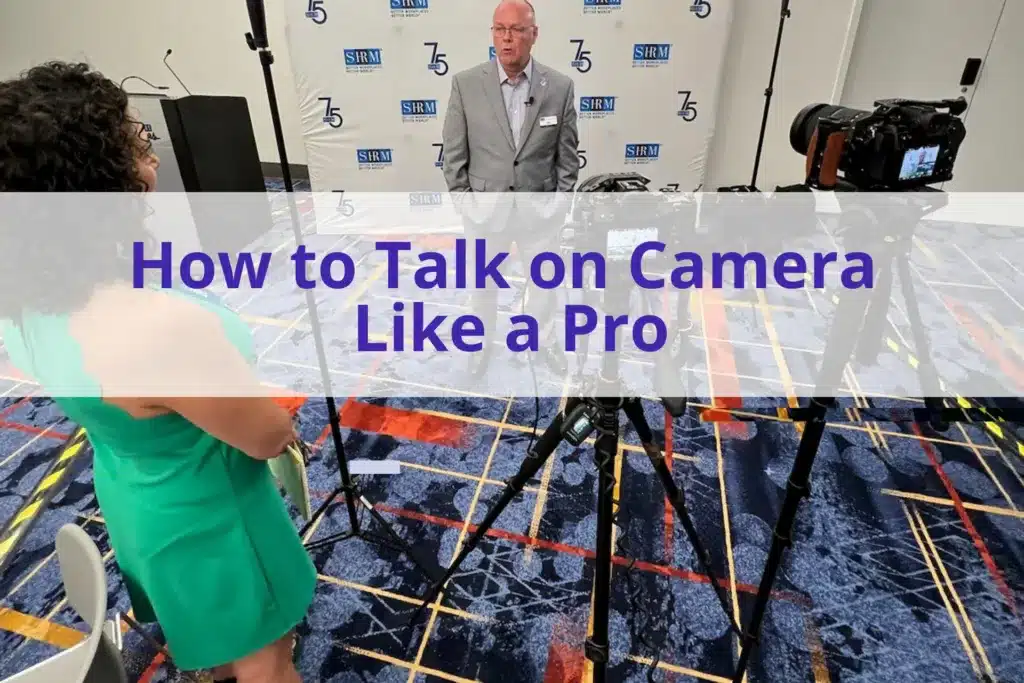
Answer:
[{"left": 526, "top": 96, "right": 535, "bottom": 106}]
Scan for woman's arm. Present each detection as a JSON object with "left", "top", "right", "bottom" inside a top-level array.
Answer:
[{"left": 98, "top": 292, "right": 296, "bottom": 461}]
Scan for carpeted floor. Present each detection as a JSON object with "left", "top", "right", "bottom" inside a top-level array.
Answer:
[{"left": 0, "top": 179, "right": 1021, "bottom": 682}]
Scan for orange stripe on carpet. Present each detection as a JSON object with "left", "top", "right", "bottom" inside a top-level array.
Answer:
[
  {"left": 138, "top": 652, "right": 166, "bottom": 683},
  {"left": 0, "top": 422, "right": 68, "bottom": 440},
  {"left": 700, "top": 289, "right": 749, "bottom": 438},
  {"left": 272, "top": 393, "right": 309, "bottom": 417},
  {"left": 363, "top": 500, "right": 808, "bottom": 604},
  {"left": 912, "top": 424, "right": 1018, "bottom": 616},
  {"left": 0, "top": 608, "right": 84, "bottom": 649},
  {"left": 337, "top": 401, "right": 470, "bottom": 448},
  {"left": 542, "top": 614, "right": 587, "bottom": 683},
  {"left": 943, "top": 296, "right": 1024, "bottom": 391},
  {"left": 0, "top": 364, "right": 29, "bottom": 383}
]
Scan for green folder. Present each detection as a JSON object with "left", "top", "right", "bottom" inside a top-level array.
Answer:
[{"left": 269, "top": 440, "right": 312, "bottom": 521}]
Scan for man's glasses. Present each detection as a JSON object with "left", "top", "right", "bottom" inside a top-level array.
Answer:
[{"left": 492, "top": 25, "right": 532, "bottom": 37}]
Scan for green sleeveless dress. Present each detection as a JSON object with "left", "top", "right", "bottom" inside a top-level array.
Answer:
[{"left": 1, "top": 288, "right": 317, "bottom": 672}]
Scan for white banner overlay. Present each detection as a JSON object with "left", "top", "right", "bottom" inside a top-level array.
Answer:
[{"left": 0, "top": 191, "right": 1021, "bottom": 401}]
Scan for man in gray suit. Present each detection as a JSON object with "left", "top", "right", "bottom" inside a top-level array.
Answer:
[
  {"left": 442, "top": 0, "right": 579, "bottom": 376},
  {"left": 442, "top": 0, "right": 580, "bottom": 195}
]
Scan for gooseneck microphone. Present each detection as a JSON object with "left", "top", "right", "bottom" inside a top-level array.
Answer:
[
  {"left": 119, "top": 76, "right": 169, "bottom": 91},
  {"left": 162, "top": 49, "right": 193, "bottom": 95},
  {"left": 246, "top": 0, "right": 270, "bottom": 49}
]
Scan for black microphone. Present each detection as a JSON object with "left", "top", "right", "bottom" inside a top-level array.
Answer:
[
  {"left": 162, "top": 49, "right": 193, "bottom": 95},
  {"left": 526, "top": 96, "right": 535, "bottom": 106},
  {"left": 246, "top": 0, "right": 270, "bottom": 49}
]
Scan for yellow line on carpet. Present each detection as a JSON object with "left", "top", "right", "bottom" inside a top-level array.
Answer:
[
  {"left": 0, "top": 608, "right": 84, "bottom": 649},
  {"left": 902, "top": 501, "right": 982, "bottom": 678},
  {"left": 881, "top": 489, "right": 1024, "bottom": 519},
  {"left": 626, "top": 655, "right": 731, "bottom": 683},
  {"left": 524, "top": 374, "right": 571, "bottom": 564},
  {"left": 955, "top": 424, "right": 1017, "bottom": 511},
  {"left": 317, "top": 574, "right": 490, "bottom": 622},
  {"left": 407, "top": 398, "right": 513, "bottom": 683},
  {"left": 757, "top": 290, "right": 801, "bottom": 433},
  {"left": 344, "top": 644, "right": 479, "bottom": 683},
  {"left": 914, "top": 506, "right": 995, "bottom": 679}
]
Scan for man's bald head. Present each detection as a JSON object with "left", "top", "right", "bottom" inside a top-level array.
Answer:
[
  {"left": 492, "top": 0, "right": 538, "bottom": 75},
  {"left": 493, "top": 0, "right": 535, "bottom": 24}
]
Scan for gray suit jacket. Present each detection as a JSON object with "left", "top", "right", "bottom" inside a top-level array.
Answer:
[{"left": 442, "top": 60, "right": 579, "bottom": 194}]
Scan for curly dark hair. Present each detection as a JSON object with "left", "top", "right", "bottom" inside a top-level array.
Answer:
[{"left": 0, "top": 61, "right": 155, "bottom": 319}]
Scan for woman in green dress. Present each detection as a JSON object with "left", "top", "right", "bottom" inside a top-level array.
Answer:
[{"left": 0, "top": 62, "right": 316, "bottom": 683}]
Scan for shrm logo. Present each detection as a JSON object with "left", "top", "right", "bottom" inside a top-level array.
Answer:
[
  {"left": 356, "top": 148, "right": 393, "bottom": 169},
  {"left": 142, "top": 123, "right": 161, "bottom": 141},
  {"left": 579, "top": 96, "right": 615, "bottom": 120},
  {"left": 583, "top": 0, "right": 621, "bottom": 14},
  {"left": 344, "top": 48, "right": 382, "bottom": 73},
  {"left": 625, "top": 143, "right": 660, "bottom": 164},
  {"left": 632, "top": 43, "right": 670, "bottom": 68},
  {"left": 401, "top": 99, "right": 437, "bottom": 122},
  {"left": 391, "top": 0, "right": 429, "bottom": 16},
  {"left": 409, "top": 191, "right": 443, "bottom": 206}
]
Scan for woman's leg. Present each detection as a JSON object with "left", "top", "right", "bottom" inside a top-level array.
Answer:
[
  {"left": 232, "top": 632, "right": 301, "bottom": 683},
  {"left": 210, "top": 664, "right": 235, "bottom": 681}
]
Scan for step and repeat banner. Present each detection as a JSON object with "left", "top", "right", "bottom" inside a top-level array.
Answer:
[{"left": 282, "top": 0, "right": 734, "bottom": 193}]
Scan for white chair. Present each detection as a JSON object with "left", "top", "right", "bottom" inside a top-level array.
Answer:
[{"left": 2, "top": 524, "right": 127, "bottom": 683}]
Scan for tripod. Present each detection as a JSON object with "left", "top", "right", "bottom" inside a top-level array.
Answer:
[
  {"left": 243, "top": 0, "right": 439, "bottom": 582},
  {"left": 408, "top": 254, "right": 739, "bottom": 681},
  {"left": 720, "top": 0, "right": 791, "bottom": 193},
  {"left": 730, "top": 195, "right": 950, "bottom": 682}
]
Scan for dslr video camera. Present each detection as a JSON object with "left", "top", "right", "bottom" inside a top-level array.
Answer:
[{"left": 791, "top": 96, "right": 968, "bottom": 191}]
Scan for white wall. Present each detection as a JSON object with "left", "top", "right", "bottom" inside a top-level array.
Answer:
[
  {"left": 0, "top": 0, "right": 306, "bottom": 170},
  {"left": 0, "top": 0, "right": 860, "bottom": 189},
  {"left": 703, "top": 0, "right": 862, "bottom": 190}
]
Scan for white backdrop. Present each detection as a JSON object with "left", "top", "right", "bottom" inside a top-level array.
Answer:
[{"left": 282, "top": 0, "right": 734, "bottom": 193}]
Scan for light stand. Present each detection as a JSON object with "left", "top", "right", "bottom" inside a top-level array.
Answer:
[
  {"left": 242, "top": 0, "right": 440, "bottom": 581},
  {"left": 720, "top": 0, "right": 792, "bottom": 193}
]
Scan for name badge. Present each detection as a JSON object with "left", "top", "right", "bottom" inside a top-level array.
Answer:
[{"left": 539, "top": 116, "right": 558, "bottom": 127}]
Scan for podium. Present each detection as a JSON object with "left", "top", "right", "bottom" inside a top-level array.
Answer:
[
  {"left": 126, "top": 93, "right": 272, "bottom": 254},
  {"left": 161, "top": 95, "right": 266, "bottom": 193}
]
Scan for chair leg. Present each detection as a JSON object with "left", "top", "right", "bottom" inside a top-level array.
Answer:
[{"left": 103, "top": 616, "right": 123, "bottom": 651}]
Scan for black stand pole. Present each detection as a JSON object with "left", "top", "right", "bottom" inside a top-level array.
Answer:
[
  {"left": 720, "top": 0, "right": 791, "bottom": 193},
  {"left": 243, "top": 2, "right": 440, "bottom": 583},
  {"left": 730, "top": 211, "right": 947, "bottom": 682}
]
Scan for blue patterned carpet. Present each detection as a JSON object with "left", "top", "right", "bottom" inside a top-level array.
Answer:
[{"left": 0, "top": 178, "right": 1021, "bottom": 682}]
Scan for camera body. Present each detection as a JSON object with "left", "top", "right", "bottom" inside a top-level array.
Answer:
[
  {"left": 567, "top": 172, "right": 696, "bottom": 262},
  {"left": 792, "top": 97, "right": 968, "bottom": 191}
]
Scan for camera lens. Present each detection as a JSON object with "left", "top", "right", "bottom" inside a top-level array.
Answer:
[
  {"left": 789, "top": 104, "right": 868, "bottom": 155},
  {"left": 790, "top": 103, "right": 832, "bottom": 155}
]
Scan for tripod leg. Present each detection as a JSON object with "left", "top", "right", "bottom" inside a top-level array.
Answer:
[
  {"left": 853, "top": 254, "right": 894, "bottom": 368},
  {"left": 732, "top": 398, "right": 830, "bottom": 682},
  {"left": 895, "top": 254, "right": 948, "bottom": 430},
  {"left": 621, "top": 399, "right": 741, "bottom": 638},
  {"left": 586, "top": 399, "right": 620, "bottom": 683},
  {"left": 408, "top": 399, "right": 579, "bottom": 625},
  {"left": 732, "top": 274, "right": 867, "bottom": 681}
]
